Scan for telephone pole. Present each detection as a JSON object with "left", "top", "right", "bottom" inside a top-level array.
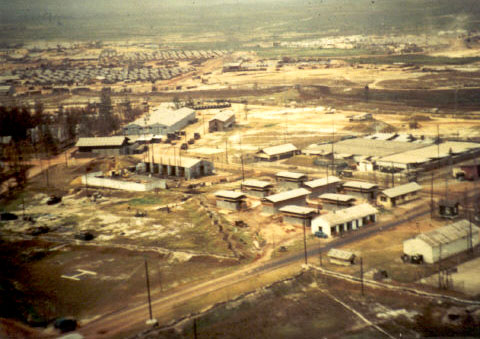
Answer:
[{"left": 360, "top": 257, "right": 364, "bottom": 296}]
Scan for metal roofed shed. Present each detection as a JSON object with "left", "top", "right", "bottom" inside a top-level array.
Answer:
[
  {"left": 319, "top": 193, "right": 356, "bottom": 211},
  {"left": 311, "top": 203, "right": 378, "bottom": 237},
  {"left": 376, "top": 141, "right": 480, "bottom": 171},
  {"left": 75, "top": 136, "right": 130, "bottom": 156},
  {"left": 403, "top": 219, "right": 479, "bottom": 264},
  {"left": 123, "top": 106, "right": 196, "bottom": 136},
  {"left": 279, "top": 205, "right": 318, "bottom": 227},
  {"left": 215, "top": 190, "right": 247, "bottom": 211},
  {"left": 275, "top": 171, "right": 308, "bottom": 191},
  {"left": 327, "top": 249, "right": 356, "bottom": 266},
  {"left": 342, "top": 181, "right": 378, "bottom": 200},
  {"left": 255, "top": 143, "right": 300, "bottom": 162},
  {"left": 303, "top": 176, "right": 341, "bottom": 197},
  {"left": 144, "top": 156, "right": 213, "bottom": 180},
  {"left": 241, "top": 179, "right": 274, "bottom": 198},
  {"left": 377, "top": 182, "right": 422, "bottom": 208},
  {"left": 262, "top": 188, "right": 311, "bottom": 215},
  {"left": 209, "top": 111, "right": 235, "bottom": 132}
]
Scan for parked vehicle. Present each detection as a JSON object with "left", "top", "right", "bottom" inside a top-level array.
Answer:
[
  {"left": 314, "top": 231, "right": 328, "bottom": 238},
  {"left": 194, "top": 132, "right": 201, "bottom": 140}
]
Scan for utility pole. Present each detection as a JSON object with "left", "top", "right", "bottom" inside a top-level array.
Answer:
[
  {"left": 225, "top": 139, "right": 228, "bottom": 164},
  {"left": 193, "top": 318, "right": 198, "bottom": 339},
  {"left": 303, "top": 218, "right": 308, "bottom": 265},
  {"left": 144, "top": 259, "right": 154, "bottom": 322},
  {"left": 319, "top": 250, "right": 323, "bottom": 267},
  {"left": 84, "top": 168, "right": 89, "bottom": 196},
  {"left": 241, "top": 154, "right": 245, "bottom": 182},
  {"left": 430, "top": 171, "right": 434, "bottom": 219},
  {"left": 64, "top": 149, "right": 68, "bottom": 168},
  {"left": 203, "top": 114, "right": 206, "bottom": 135},
  {"left": 360, "top": 257, "right": 364, "bottom": 296},
  {"left": 438, "top": 243, "right": 443, "bottom": 289}
]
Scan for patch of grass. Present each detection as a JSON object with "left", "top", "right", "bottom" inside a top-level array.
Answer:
[
  {"left": 128, "top": 196, "right": 164, "bottom": 206},
  {"left": 254, "top": 47, "right": 376, "bottom": 59},
  {"left": 347, "top": 54, "right": 480, "bottom": 65}
]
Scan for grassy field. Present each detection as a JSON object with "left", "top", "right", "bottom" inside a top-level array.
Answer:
[
  {"left": 347, "top": 54, "right": 480, "bottom": 65},
  {"left": 253, "top": 47, "right": 376, "bottom": 59}
]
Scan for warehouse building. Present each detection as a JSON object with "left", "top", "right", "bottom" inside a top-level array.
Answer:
[
  {"left": 275, "top": 171, "right": 308, "bottom": 191},
  {"left": 342, "top": 181, "right": 378, "bottom": 200},
  {"left": 376, "top": 141, "right": 480, "bottom": 171},
  {"left": 208, "top": 111, "right": 235, "bottom": 132},
  {"left": 123, "top": 106, "right": 196, "bottom": 135},
  {"left": 311, "top": 203, "right": 378, "bottom": 237},
  {"left": 377, "top": 182, "right": 422, "bottom": 208},
  {"left": 255, "top": 143, "right": 300, "bottom": 162},
  {"left": 262, "top": 188, "right": 311, "bottom": 215},
  {"left": 319, "top": 193, "right": 356, "bottom": 211},
  {"left": 279, "top": 205, "right": 318, "bottom": 227},
  {"left": 241, "top": 179, "right": 274, "bottom": 198},
  {"left": 75, "top": 136, "right": 130, "bottom": 156},
  {"left": 144, "top": 156, "right": 213, "bottom": 180},
  {"left": 403, "top": 219, "right": 479, "bottom": 264},
  {"left": 215, "top": 190, "right": 247, "bottom": 211},
  {"left": 303, "top": 176, "right": 341, "bottom": 198}
]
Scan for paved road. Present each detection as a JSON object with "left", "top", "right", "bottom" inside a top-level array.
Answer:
[{"left": 78, "top": 205, "right": 430, "bottom": 338}]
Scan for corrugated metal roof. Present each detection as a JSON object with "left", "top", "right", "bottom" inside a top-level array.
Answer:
[
  {"left": 242, "top": 179, "right": 273, "bottom": 188},
  {"left": 211, "top": 111, "right": 235, "bottom": 122},
  {"left": 381, "top": 182, "right": 422, "bottom": 198},
  {"left": 276, "top": 171, "right": 306, "bottom": 180},
  {"left": 304, "top": 176, "right": 341, "bottom": 188},
  {"left": 264, "top": 188, "right": 311, "bottom": 203},
  {"left": 416, "top": 219, "right": 479, "bottom": 247},
  {"left": 327, "top": 248, "right": 355, "bottom": 260},
  {"left": 215, "top": 190, "right": 245, "bottom": 200},
  {"left": 319, "top": 193, "right": 356, "bottom": 202},
  {"left": 377, "top": 141, "right": 480, "bottom": 166},
  {"left": 260, "top": 143, "right": 298, "bottom": 156},
  {"left": 343, "top": 181, "right": 378, "bottom": 190},
  {"left": 76, "top": 136, "right": 128, "bottom": 147},
  {"left": 304, "top": 138, "right": 425, "bottom": 158},
  {"left": 314, "top": 203, "right": 378, "bottom": 226},
  {"left": 279, "top": 205, "right": 317, "bottom": 215},
  {"left": 152, "top": 155, "right": 203, "bottom": 168},
  {"left": 128, "top": 107, "right": 195, "bottom": 128}
]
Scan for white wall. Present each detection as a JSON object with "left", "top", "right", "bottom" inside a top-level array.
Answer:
[{"left": 82, "top": 172, "right": 166, "bottom": 192}]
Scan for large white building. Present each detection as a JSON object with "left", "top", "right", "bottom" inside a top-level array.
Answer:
[
  {"left": 403, "top": 219, "right": 479, "bottom": 264},
  {"left": 311, "top": 203, "right": 378, "bottom": 237},
  {"left": 123, "top": 106, "right": 196, "bottom": 136}
]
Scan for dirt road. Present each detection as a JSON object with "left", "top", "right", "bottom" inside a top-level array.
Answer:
[{"left": 78, "top": 204, "right": 432, "bottom": 338}]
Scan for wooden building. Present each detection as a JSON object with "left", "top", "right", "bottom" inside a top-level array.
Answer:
[
  {"left": 279, "top": 205, "right": 318, "bottom": 227},
  {"left": 262, "top": 188, "right": 311, "bottom": 215},
  {"left": 319, "top": 193, "right": 356, "bottom": 211},
  {"left": 215, "top": 190, "right": 247, "bottom": 211},
  {"left": 303, "top": 176, "right": 341, "bottom": 198},
  {"left": 75, "top": 136, "right": 130, "bottom": 156},
  {"left": 241, "top": 179, "right": 274, "bottom": 198},
  {"left": 275, "top": 171, "right": 308, "bottom": 191},
  {"left": 342, "top": 181, "right": 378, "bottom": 200},
  {"left": 377, "top": 182, "right": 422, "bottom": 208},
  {"left": 255, "top": 143, "right": 300, "bottom": 162},
  {"left": 208, "top": 111, "right": 235, "bottom": 132}
]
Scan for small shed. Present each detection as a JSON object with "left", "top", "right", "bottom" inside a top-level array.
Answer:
[
  {"left": 262, "top": 188, "right": 311, "bottom": 215},
  {"left": 303, "top": 176, "right": 341, "bottom": 197},
  {"left": 438, "top": 199, "right": 460, "bottom": 219},
  {"left": 241, "top": 179, "right": 274, "bottom": 198},
  {"left": 342, "top": 181, "right": 378, "bottom": 200},
  {"left": 209, "top": 111, "right": 235, "bottom": 132},
  {"left": 403, "top": 219, "right": 480, "bottom": 264},
  {"left": 255, "top": 143, "right": 300, "bottom": 162},
  {"left": 377, "top": 182, "right": 422, "bottom": 208},
  {"left": 453, "top": 163, "right": 480, "bottom": 181},
  {"left": 275, "top": 171, "right": 308, "bottom": 191},
  {"left": 311, "top": 203, "right": 378, "bottom": 237},
  {"left": 319, "top": 193, "right": 356, "bottom": 211},
  {"left": 215, "top": 190, "right": 247, "bottom": 211},
  {"left": 327, "top": 249, "right": 356, "bottom": 266},
  {"left": 279, "top": 205, "right": 318, "bottom": 227}
]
